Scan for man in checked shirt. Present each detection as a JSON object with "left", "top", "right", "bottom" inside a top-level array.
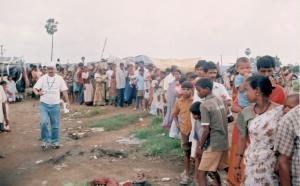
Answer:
[{"left": 276, "top": 100, "right": 300, "bottom": 186}]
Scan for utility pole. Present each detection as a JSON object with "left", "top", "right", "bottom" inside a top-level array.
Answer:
[
  {"left": 100, "top": 37, "right": 108, "bottom": 59},
  {"left": 0, "top": 45, "right": 4, "bottom": 57}
]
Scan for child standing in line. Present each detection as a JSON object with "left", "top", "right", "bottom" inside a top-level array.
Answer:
[
  {"left": 196, "top": 78, "right": 229, "bottom": 186},
  {"left": 172, "top": 81, "right": 194, "bottom": 185},
  {"left": 144, "top": 71, "right": 152, "bottom": 112},
  {"left": 135, "top": 68, "right": 144, "bottom": 111}
]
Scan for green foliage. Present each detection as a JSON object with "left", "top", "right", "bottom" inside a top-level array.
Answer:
[
  {"left": 45, "top": 18, "right": 58, "bottom": 35},
  {"left": 292, "top": 65, "right": 300, "bottom": 73},
  {"left": 133, "top": 117, "right": 183, "bottom": 159},
  {"left": 88, "top": 113, "right": 146, "bottom": 131}
]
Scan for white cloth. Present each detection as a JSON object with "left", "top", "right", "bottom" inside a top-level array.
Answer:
[
  {"left": 163, "top": 73, "right": 175, "bottom": 92},
  {"left": 34, "top": 74, "right": 68, "bottom": 105},
  {"left": 106, "top": 70, "right": 113, "bottom": 87},
  {"left": 0, "top": 86, "right": 7, "bottom": 123},
  {"left": 7, "top": 80, "right": 17, "bottom": 102},
  {"left": 116, "top": 69, "right": 126, "bottom": 89},
  {"left": 212, "top": 82, "right": 231, "bottom": 101}
]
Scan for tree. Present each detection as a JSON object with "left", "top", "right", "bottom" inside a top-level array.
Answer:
[{"left": 45, "top": 18, "right": 58, "bottom": 62}]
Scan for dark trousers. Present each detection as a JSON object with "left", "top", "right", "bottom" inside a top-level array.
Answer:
[
  {"left": 78, "top": 84, "right": 84, "bottom": 104},
  {"left": 127, "top": 85, "right": 136, "bottom": 105},
  {"left": 117, "top": 88, "right": 125, "bottom": 107}
]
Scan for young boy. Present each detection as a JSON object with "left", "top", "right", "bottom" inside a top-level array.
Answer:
[
  {"left": 234, "top": 57, "right": 252, "bottom": 108},
  {"left": 135, "top": 68, "right": 144, "bottom": 111},
  {"left": 276, "top": 94, "right": 299, "bottom": 186},
  {"left": 189, "top": 101, "right": 211, "bottom": 184},
  {"left": 172, "top": 81, "right": 194, "bottom": 185},
  {"left": 195, "top": 78, "right": 229, "bottom": 186},
  {"left": 282, "top": 93, "right": 299, "bottom": 114}
]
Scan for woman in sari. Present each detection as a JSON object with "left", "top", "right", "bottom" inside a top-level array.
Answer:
[
  {"left": 82, "top": 66, "right": 94, "bottom": 105},
  {"left": 234, "top": 75, "right": 283, "bottom": 186},
  {"left": 110, "top": 64, "right": 117, "bottom": 106},
  {"left": 93, "top": 68, "right": 107, "bottom": 106}
]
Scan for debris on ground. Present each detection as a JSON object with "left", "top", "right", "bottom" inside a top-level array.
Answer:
[
  {"left": 54, "top": 163, "right": 67, "bottom": 171},
  {"left": 116, "top": 135, "right": 145, "bottom": 145},
  {"left": 41, "top": 180, "right": 48, "bottom": 185},
  {"left": 0, "top": 154, "right": 5, "bottom": 158},
  {"left": 90, "top": 148, "right": 128, "bottom": 159},
  {"left": 67, "top": 127, "right": 104, "bottom": 140},
  {"left": 119, "top": 180, "right": 152, "bottom": 186},
  {"left": 35, "top": 160, "right": 44, "bottom": 164},
  {"left": 46, "top": 151, "right": 72, "bottom": 165},
  {"left": 90, "top": 127, "right": 105, "bottom": 132},
  {"left": 91, "top": 178, "right": 119, "bottom": 186},
  {"left": 161, "top": 177, "right": 171, "bottom": 182}
]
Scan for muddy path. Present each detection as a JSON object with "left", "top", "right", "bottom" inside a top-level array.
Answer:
[{"left": 0, "top": 101, "right": 183, "bottom": 186}]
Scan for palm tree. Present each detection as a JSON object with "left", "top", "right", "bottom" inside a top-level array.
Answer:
[{"left": 45, "top": 18, "right": 58, "bottom": 62}]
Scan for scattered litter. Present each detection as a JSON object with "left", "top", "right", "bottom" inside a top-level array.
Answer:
[
  {"left": 54, "top": 163, "right": 67, "bottom": 171},
  {"left": 67, "top": 128, "right": 94, "bottom": 140},
  {"left": 119, "top": 180, "right": 152, "bottom": 186},
  {"left": 161, "top": 177, "right": 171, "bottom": 182},
  {"left": 91, "top": 178, "right": 119, "bottom": 186},
  {"left": 76, "top": 121, "right": 83, "bottom": 124},
  {"left": 90, "top": 127, "right": 105, "bottom": 132},
  {"left": 91, "top": 148, "right": 128, "bottom": 159},
  {"left": 116, "top": 135, "right": 145, "bottom": 145},
  {"left": 35, "top": 160, "right": 44, "bottom": 164},
  {"left": 139, "top": 118, "right": 144, "bottom": 122},
  {"left": 93, "top": 155, "right": 98, "bottom": 160},
  {"left": 42, "top": 180, "right": 48, "bottom": 185},
  {"left": 46, "top": 151, "right": 72, "bottom": 165}
]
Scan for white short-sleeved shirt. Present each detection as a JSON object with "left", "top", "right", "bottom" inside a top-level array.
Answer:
[
  {"left": 0, "top": 86, "right": 7, "bottom": 123},
  {"left": 212, "top": 82, "right": 231, "bottom": 101},
  {"left": 34, "top": 74, "right": 68, "bottom": 105}
]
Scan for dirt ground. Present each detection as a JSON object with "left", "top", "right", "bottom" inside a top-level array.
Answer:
[{"left": 0, "top": 100, "right": 183, "bottom": 186}]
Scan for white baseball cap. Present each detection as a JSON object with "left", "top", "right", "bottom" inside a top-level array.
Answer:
[{"left": 46, "top": 62, "right": 56, "bottom": 68}]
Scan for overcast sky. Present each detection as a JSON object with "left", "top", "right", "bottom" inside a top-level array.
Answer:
[{"left": 0, "top": 0, "right": 299, "bottom": 64}]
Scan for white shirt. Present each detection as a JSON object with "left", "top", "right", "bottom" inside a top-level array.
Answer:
[
  {"left": 116, "top": 69, "right": 126, "bottom": 89},
  {"left": 106, "top": 70, "right": 113, "bottom": 87},
  {"left": 0, "top": 86, "right": 7, "bottom": 123},
  {"left": 212, "top": 82, "right": 231, "bottom": 101},
  {"left": 34, "top": 74, "right": 68, "bottom": 105},
  {"left": 163, "top": 73, "right": 175, "bottom": 92}
]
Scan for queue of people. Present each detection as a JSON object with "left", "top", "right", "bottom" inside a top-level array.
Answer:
[{"left": 1, "top": 55, "right": 299, "bottom": 186}]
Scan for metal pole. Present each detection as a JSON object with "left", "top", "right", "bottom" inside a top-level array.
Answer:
[
  {"left": 100, "top": 37, "right": 108, "bottom": 59},
  {"left": 0, "top": 45, "right": 4, "bottom": 57},
  {"left": 51, "top": 35, "right": 54, "bottom": 62}
]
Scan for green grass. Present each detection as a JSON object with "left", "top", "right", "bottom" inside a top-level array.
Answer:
[
  {"left": 133, "top": 117, "right": 183, "bottom": 159},
  {"left": 88, "top": 113, "right": 147, "bottom": 131}
]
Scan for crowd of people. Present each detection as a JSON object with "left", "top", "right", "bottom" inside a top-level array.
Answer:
[{"left": 0, "top": 55, "right": 299, "bottom": 186}]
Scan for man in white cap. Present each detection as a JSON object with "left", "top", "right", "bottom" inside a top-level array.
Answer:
[{"left": 33, "top": 62, "right": 69, "bottom": 150}]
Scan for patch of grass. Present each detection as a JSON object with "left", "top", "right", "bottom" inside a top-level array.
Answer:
[
  {"left": 88, "top": 113, "right": 147, "bottom": 131},
  {"left": 133, "top": 116, "right": 183, "bottom": 159}
]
